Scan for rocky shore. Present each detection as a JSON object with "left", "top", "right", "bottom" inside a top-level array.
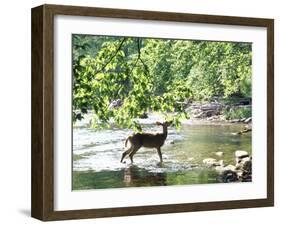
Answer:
[
  {"left": 202, "top": 150, "right": 252, "bottom": 183},
  {"left": 185, "top": 98, "right": 252, "bottom": 124}
]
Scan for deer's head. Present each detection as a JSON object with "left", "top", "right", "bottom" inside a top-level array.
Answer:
[{"left": 156, "top": 121, "right": 172, "bottom": 127}]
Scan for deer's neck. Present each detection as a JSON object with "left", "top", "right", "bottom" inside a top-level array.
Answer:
[{"left": 162, "top": 126, "right": 168, "bottom": 138}]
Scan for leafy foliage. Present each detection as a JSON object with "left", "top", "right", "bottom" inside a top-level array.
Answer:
[
  {"left": 72, "top": 35, "right": 252, "bottom": 130},
  {"left": 223, "top": 107, "right": 252, "bottom": 120}
]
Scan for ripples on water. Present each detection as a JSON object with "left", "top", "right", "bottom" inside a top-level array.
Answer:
[{"left": 72, "top": 114, "right": 251, "bottom": 190}]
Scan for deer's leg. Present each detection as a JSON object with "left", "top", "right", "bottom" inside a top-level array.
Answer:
[
  {"left": 120, "top": 147, "right": 133, "bottom": 163},
  {"left": 156, "top": 147, "right": 163, "bottom": 162},
  {"left": 129, "top": 146, "right": 141, "bottom": 163}
]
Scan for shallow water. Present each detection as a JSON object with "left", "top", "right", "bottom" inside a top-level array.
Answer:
[{"left": 73, "top": 116, "right": 251, "bottom": 190}]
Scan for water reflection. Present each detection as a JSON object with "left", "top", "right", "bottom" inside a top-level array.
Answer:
[
  {"left": 72, "top": 166, "right": 221, "bottom": 190},
  {"left": 123, "top": 165, "right": 167, "bottom": 187}
]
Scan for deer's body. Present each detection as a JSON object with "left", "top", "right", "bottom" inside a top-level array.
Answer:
[
  {"left": 120, "top": 121, "right": 171, "bottom": 163},
  {"left": 125, "top": 132, "right": 167, "bottom": 148}
]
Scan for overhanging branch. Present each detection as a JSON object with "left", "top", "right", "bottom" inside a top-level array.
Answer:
[
  {"left": 92, "top": 37, "right": 126, "bottom": 78},
  {"left": 128, "top": 38, "right": 150, "bottom": 76}
]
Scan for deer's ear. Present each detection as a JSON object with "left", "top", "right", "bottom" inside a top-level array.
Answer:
[{"left": 155, "top": 121, "right": 162, "bottom": 125}]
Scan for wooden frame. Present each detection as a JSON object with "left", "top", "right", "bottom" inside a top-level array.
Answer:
[{"left": 31, "top": 4, "right": 274, "bottom": 221}]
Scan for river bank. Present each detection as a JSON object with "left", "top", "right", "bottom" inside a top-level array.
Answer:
[{"left": 184, "top": 98, "right": 252, "bottom": 124}]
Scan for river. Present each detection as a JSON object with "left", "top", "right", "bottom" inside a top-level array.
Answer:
[{"left": 72, "top": 114, "right": 251, "bottom": 190}]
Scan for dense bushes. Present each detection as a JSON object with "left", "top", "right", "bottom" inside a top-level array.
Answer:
[{"left": 223, "top": 107, "right": 252, "bottom": 120}]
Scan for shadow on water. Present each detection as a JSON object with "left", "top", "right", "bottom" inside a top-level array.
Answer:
[
  {"left": 73, "top": 165, "right": 167, "bottom": 190},
  {"left": 123, "top": 165, "right": 167, "bottom": 187},
  {"left": 73, "top": 165, "right": 220, "bottom": 190}
]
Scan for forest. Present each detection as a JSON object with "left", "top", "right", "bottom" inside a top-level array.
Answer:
[{"left": 72, "top": 35, "right": 252, "bottom": 130}]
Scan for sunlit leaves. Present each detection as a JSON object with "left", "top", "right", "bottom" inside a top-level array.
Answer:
[{"left": 72, "top": 35, "right": 251, "bottom": 130}]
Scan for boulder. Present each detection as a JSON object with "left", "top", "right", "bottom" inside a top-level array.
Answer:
[
  {"left": 229, "top": 119, "right": 240, "bottom": 123},
  {"left": 218, "top": 160, "right": 224, "bottom": 166},
  {"left": 203, "top": 158, "right": 220, "bottom": 167},
  {"left": 220, "top": 170, "right": 238, "bottom": 183},
  {"left": 236, "top": 157, "right": 252, "bottom": 172},
  {"left": 235, "top": 156, "right": 251, "bottom": 166},
  {"left": 224, "top": 164, "right": 236, "bottom": 171},
  {"left": 235, "top": 156, "right": 252, "bottom": 182},
  {"left": 235, "top": 150, "right": 249, "bottom": 159},
  {"left": 215, "top": 165, "right": 225, "bottom": 173},
  {"left": 216, "top": 163, "right": 236, "bottom": 172},
  {"left": 215, "top": 151, "right": 224, "bottom": 157}
]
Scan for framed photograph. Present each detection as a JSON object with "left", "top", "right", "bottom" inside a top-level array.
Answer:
[{"left": 31, "top": 4, "right": 274, "bottom": 221}]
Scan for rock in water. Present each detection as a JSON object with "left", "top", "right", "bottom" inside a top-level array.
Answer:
[
  {"left": 242, "top": 159, "right": 252, "bottom": 173},
  {"left": 236, "top": 156, "right": 251, "bottom": 167},
  {"left": 203, "top": 158, "right": 220, "bottom": 167},
  {"left": 215, "top": 165, "right": 225, "bottom": 173},
  {"left": 235, "top": 150, "right": 249, "bottom": 159},
  {"left": 215, "top": 151, "right": 224, "bottom": 157},
  {"left": 224, "top": 164, "right": 236, "bottom": 171},
  {"left": 218, "top": 160, "right": 224, "bottom": 166},
  {"left": 235, "top": 156, "right": 252, "bottom": 182},
  {"left": 220, "top": 170, "right": 238, "bottom": 183}
]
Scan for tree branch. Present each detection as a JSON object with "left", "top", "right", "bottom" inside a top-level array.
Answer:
[
  {"left": 138, "top": 38, "right": 150, "bottom": 75},
  {"left": 128, "top": 38, "right": 150, "bottom": 76},
  {"left": 92, "top": 38, "right": 126, "bottom": 78}
]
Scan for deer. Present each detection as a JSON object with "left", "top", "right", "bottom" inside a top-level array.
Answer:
[{"left": 120, "top": 121, "right": 172, "bottom": 164}]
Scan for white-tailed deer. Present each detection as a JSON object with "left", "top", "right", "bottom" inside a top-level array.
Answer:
[{"left": 120, "top": 121, "right": 172, "bottom": 163}]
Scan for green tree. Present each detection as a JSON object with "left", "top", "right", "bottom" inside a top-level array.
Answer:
[{"left": 72, "top": 35, "right": 252, "bottom": 130}]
